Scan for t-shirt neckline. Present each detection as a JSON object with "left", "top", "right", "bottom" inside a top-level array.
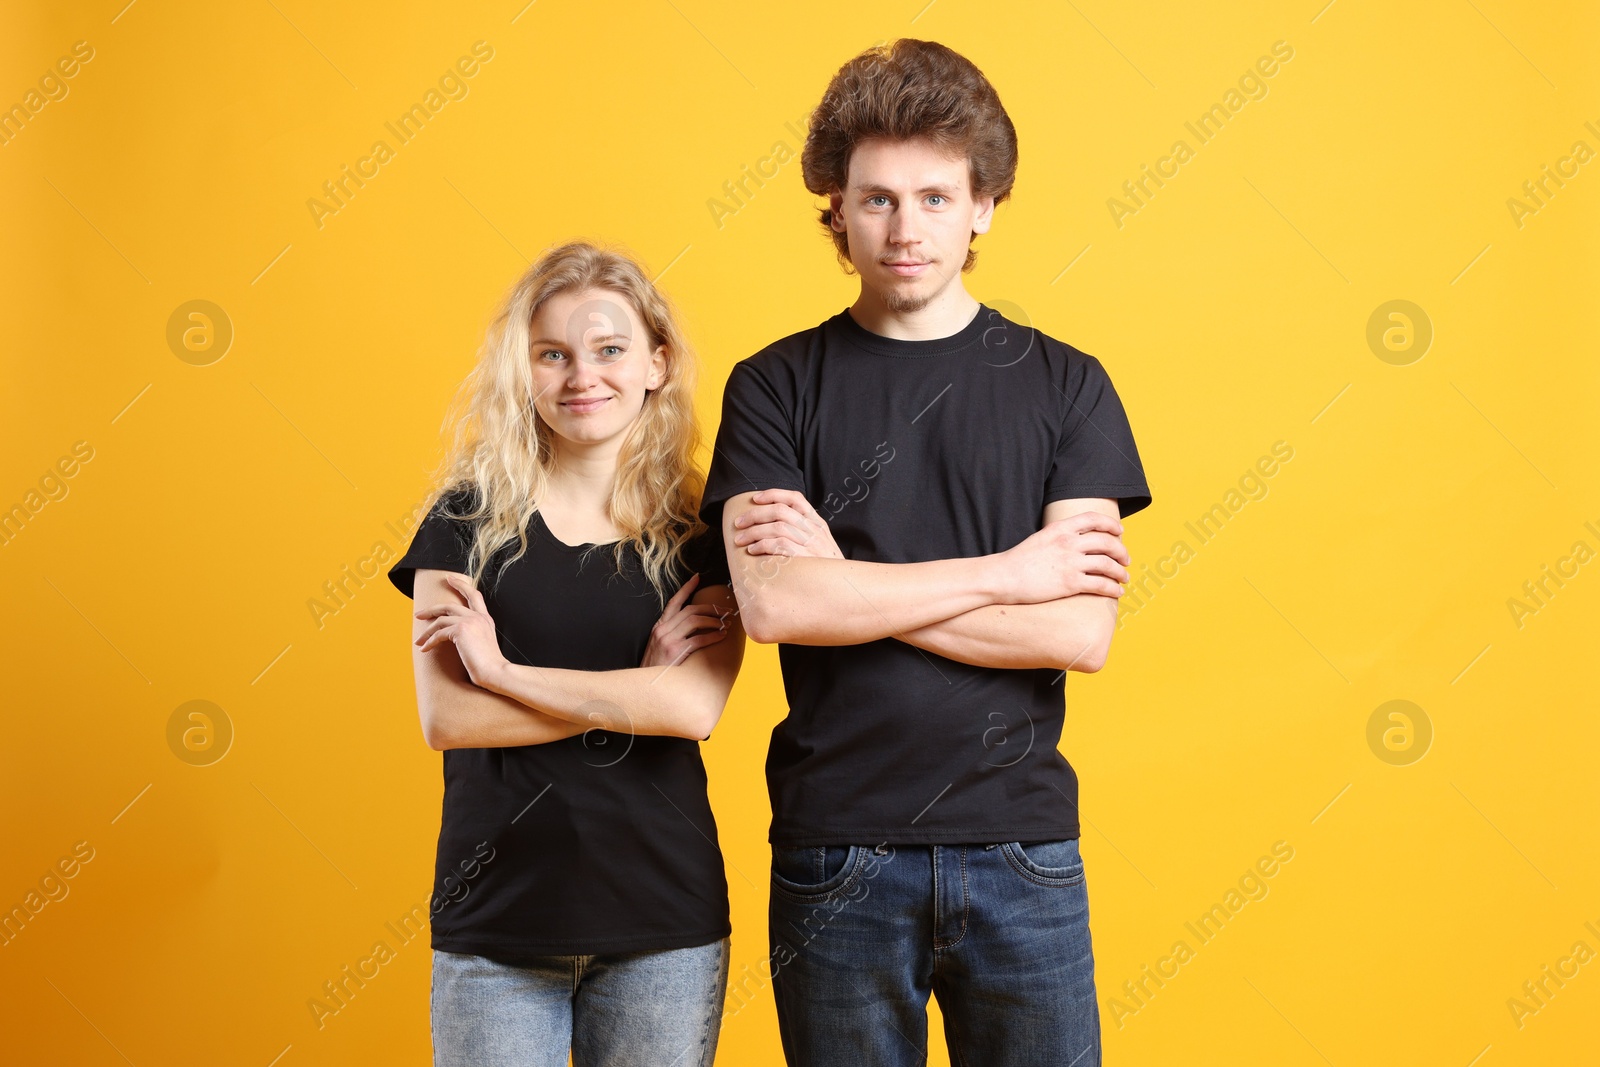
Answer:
[
  {"left": 833, "top": 302, "right": 991, "bottom": 358},
  {"left": 533, "top": 510, "right": 623, "bottom": 553}
]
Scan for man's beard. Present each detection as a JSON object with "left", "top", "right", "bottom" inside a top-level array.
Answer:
[
  {"left": 880, "top": 261, "right": 947, "bottom": 314},
  {"left": 882, "top": 287, "right": 933, "bottom": 314}
]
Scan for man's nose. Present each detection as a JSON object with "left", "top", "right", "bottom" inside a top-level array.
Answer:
[{"left": 889, "top": 206, "right": 922, "bottom": 245}]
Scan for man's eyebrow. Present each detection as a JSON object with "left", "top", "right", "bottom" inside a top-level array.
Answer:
[{"left": 851, "top": 182, "right": 963, "bottom": 196}]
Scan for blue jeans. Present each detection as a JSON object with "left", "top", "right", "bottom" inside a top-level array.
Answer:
[
  {"left": 768, "top": 841, "right": 1100, "bottom": 1066},
  {"left": 430, "top": 938, "right": 730, "bottom": 1067}
]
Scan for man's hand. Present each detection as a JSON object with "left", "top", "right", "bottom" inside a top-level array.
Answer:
[
  {"left": 728, "top": 491, "right": 1129, "bottom": 605},
  {"left": 640, "top": 573, "right": 733, "bottom": 669},
  {"left": 995, "top": 511, "right": 1130, "bottom": 603},
  {"left": 414, "top": 573, "right": 511, "bottom": 691},
  {"left": 731, "top": 489, "right": 844, "bottom": 559}
]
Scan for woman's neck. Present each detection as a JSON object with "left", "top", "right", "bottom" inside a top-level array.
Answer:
[{"left": 539, "top": 445, "right": 622, "bottom": 540}]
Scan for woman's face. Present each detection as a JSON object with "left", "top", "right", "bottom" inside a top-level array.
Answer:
[{"left": 527, "top": 287, "right": 666, "bottom": 452}]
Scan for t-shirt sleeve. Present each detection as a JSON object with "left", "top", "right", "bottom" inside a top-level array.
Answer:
[
  {"left": 680, "top": 522, "right": 733, "bottom": 591},
  {"left": 1044, "top": 353, "right": 1153, "bottom": 518},
  {"left": 698, "top": 357, "right": 807, "bottom": 534},
  {"left": 386, "top": 486, "right": 477, "bottom": 599}
]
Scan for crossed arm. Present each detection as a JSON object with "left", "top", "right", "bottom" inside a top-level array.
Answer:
[
  {"left": 719, "top": 490, "right": 1129, "bottom": 673},
  {"left": 896, "top": 499, "right": 1124, "bottom": 671},
  {"left": 407, "top": 568, "right": 744, "bottom": 750}
]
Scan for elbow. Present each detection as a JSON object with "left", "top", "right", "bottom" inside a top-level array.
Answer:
[
  {"left": 1071, "top": 647, "right": 1108, "bottom": 674},
  {"left": 681, "top": 694, "right": 728, "bottom": 742},
  {"left": 735, "top": 596, "right": 783, "bottom": 645},
  {"left": 688, "top": 710, "right": 720, "bottom": 742},
  {"left": 1061, "top": 600, "right": 1117, "bottom": 673},
  {"left": 418, "top": 702, "right": 455, "bottom": 751},
  {"left": 1061, "top": 632, "right": 1112, "bottom": 674},
  {"left": 743, "top": 619, "right": 780, "bottom": 646},
  {"left": 731, "top": 558, "right": 833, "bottom": 644}
]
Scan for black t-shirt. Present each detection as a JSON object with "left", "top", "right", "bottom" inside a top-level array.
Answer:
[
  {"left": 700, "top": 304, "right": 1152, "bottom": 847},
  {"left": 387, "top": 485, "right": 733, "bottom": 959}
]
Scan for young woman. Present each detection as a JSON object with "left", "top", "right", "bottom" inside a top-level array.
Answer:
[{"left": 385, "top": 241, "right": 745, "bottom": 1067}]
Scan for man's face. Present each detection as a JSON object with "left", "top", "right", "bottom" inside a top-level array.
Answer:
[{"left": 829, "top": 136, "right": 995, "bottom": 313}]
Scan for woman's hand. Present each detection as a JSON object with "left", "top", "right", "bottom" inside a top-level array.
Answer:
[
  {"left": 641, "top": 573, "right": 732, "bottom": 669},
  {"left": 731, "top": 489, "right": 844, "bottom": 558},
  {"left": 414, "top": 573, "right": 510, "bottom": 691}
]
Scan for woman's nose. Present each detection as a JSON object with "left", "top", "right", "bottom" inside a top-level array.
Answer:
[{"left": 566, "top": 355, "right": 601, "bottom": 387}]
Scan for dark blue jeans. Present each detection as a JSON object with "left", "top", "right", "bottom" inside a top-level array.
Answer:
[{"left": 768, "top": 840, "right": 1100, "bottom": 1067}]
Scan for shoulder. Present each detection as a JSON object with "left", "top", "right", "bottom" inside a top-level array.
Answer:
[
  {"left": 676, "top": 518, "right": 724, "bottom": 557},
  {"left": 967, "top": 306, "right": 1094, "bottom": 381},
  {"left": 435, "top": 481, "right": 481, "bottom": 512},
  {"left": 387, "top": 483, "right": 482, "bottom": 597},
  {"left": 724, "top": 316, "right": 832, "bottom": 385},
  {"left": 423, "top": 483, "right": 483, "bottom": 530},
  {"left": 674, "top": 519, "right": 732, "bottom": 583},
  {"left": 1020, "top": 324, "right": 1123, "bottom": 394}
]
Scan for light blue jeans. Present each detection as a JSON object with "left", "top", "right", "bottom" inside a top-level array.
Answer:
[{"left": 430, "top": 937, "right": 730, "bottom": 1067}]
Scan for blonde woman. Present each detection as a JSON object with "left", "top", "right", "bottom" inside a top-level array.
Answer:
[{"left": 386, "top": 241, "right": 744, "bottom": 1067}]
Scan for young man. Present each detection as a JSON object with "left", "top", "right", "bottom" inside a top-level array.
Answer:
[{"left": 700, "top": 39, "right": 1152, "bottom": 1067}]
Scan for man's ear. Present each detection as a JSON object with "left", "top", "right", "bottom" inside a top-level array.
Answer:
[
  {"left": 972, "top": 193, "right": 996, "bottom": 235},
  {"left": 828, "top": 191, "right": 847, "bottom": 232}
]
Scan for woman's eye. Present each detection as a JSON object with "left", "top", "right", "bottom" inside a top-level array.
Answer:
[
  {"left": 597, "top": 345, "right": 624, "bottom": 361},
  {"left": 539, "top": 349, "right": 565, "bottom": 362}
]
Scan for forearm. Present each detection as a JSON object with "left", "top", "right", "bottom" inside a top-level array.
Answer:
[
  {"left": 483, "top": 659, "right": 719, "bottom": 740},
  {"left": 425, "top": 681, "right": 590, "bottom": 750},
  {"left": 733, "top": 552, "right": 1007, "bottom": 646},
  {"left": 895, "top": 592, "right": 1119, "bottom": 672}
]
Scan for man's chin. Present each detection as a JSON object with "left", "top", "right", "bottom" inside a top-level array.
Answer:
[
  {"left": 878, "top": 274, "right": 943, "bottom": 314},
  {"left": 882, "top": 290, "right": 934, "bottom": 314}
]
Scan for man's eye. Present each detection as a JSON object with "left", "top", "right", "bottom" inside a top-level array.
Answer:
[
  {"left": 868, "top": 195, "right": 889, "bottom": 207},
  {"left": 926, "top": 195, "right": 946, "bottom": 206}
]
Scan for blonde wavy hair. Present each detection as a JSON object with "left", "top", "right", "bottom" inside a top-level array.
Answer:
[{"left": 419, "top": 240, "right": 710, "bottom": 607}]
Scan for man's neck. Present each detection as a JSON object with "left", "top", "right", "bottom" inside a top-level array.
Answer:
[{"left": 847, "top": 282, "right": 981, "bottom": 341}]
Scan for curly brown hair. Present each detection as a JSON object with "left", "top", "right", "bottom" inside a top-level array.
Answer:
[{"left": 801, "top": 39, "right": 1018, "bottom": 273}]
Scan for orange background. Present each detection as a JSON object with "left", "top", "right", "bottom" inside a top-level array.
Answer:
[{"left": 3, "top": 1, "right": 1596, "bottom": 1064}]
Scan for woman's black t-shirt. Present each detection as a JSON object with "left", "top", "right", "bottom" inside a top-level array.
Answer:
[{"left": 387, "top": 485, "right": 733, "bottom": 960}]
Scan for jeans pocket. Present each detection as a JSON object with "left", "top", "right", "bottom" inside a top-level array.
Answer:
[
  {"left": 770, "top": 845, "right": 860, "bottom": 900},
  {"left": 1003, "top": 838, "right": 1086, "bottom": 887}
]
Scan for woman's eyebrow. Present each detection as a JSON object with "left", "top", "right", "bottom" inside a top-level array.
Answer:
[{"left": 529, "top": 334, "right": 629, "bottom": 347}]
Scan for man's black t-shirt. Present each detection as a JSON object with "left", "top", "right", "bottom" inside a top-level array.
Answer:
[
  {"left": 700, "top": 304, "right": 1152, "bottom": 847},
  {"left": 387, "top": 485, "right": 733, "bottom": 960}
]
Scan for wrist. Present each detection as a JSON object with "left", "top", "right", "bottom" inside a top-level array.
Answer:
[
  {"left": 980, "top": 551, "right": 1015, "bottom": 605},
  {"left": 481, "top": 656, "right": 515, "bottom": 696}
]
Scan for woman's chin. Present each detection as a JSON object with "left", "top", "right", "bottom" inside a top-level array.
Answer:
[{"left": 548, "top": 416, "right": 636, "bottom": 448}]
